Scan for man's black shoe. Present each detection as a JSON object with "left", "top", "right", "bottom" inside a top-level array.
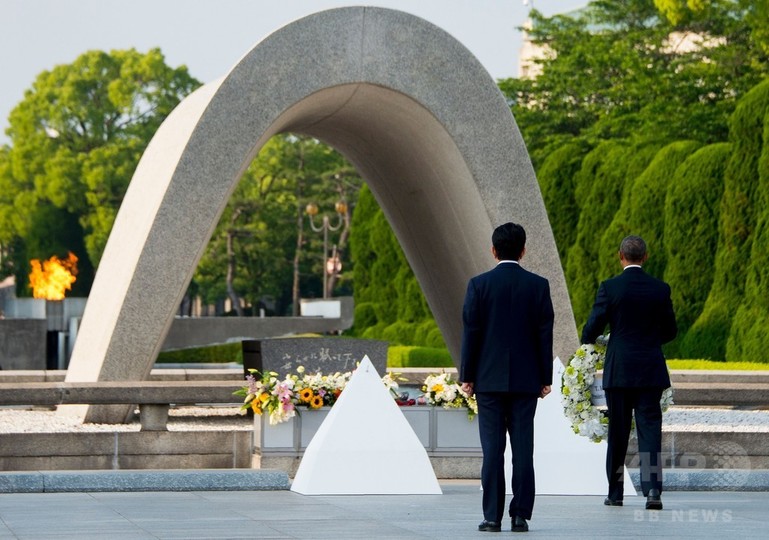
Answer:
[
  {"left": 478, "top": 520, "right": 501, "bottom": 532},
  {"left": 511, "top": 516, "right": 529, "bottom": 532},
  {"left": 646, "top": 489, "right": 663, "bottom": 510},
  {"left": 604, "top": 497, "right": 623, "bottom": 507}
]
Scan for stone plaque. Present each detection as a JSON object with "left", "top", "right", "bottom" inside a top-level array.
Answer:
[{"left": 241, "top": 337, "right": 388, "bottom": 379}]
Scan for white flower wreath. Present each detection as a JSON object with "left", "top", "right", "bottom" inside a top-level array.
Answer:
[{"left": 561, "top": 336, "right": 674, "bottom": 443}]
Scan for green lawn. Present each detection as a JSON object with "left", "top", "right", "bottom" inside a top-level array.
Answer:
[
  {"left": 667, "top": 359, "right": 769, "bottom": 370},
  {"left": 156, "top": 343, "right": 769, "bottom": 371}
]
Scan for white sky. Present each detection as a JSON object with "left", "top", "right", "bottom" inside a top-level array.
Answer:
[{"left": 0, "top": 0, "right": 585, "bottom": 145}]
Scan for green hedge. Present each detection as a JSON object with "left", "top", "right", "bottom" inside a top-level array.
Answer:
[
  {"left": 536, "top": 141, "right": 587, "bottom": 264},
  {"left": 156, "top": 342, "right": 243, "bottom": 364},
  {"left": 600, "top": 141, "right": 701, "bottom": 282},
  {"left": 688, "top": 79, "right": 769, "bottom": 361},
  {"left": 664, "top": 143, "right": 730, "bottom": 358},
  {"left": 387, "top": 346, "right": 454, "bottom": 368},
  {"left": 727, "top": 102, "right": 769, "bottom": 362},
  {"left": 349, "top": 184, "right": 443, "bottom": 347},
  {"left": 566, "top": 141, "right": 632, "bottom": 325}
]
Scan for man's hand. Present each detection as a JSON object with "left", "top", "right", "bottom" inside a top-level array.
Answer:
[
  {"left": 540, "top": 385, "right": 551, "bottom": 399},
  {"left": 461, "top": 381, "right": 474, "bottom": 397}
]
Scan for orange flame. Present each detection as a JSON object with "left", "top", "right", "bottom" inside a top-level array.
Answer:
[{"left": 29, "top": 252, "right": 78, "bottom": 300}]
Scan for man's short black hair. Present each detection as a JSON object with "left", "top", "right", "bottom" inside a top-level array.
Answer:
[
  {"left": 492, "top": 222, "right": 526, "bottom": 261},
  {"left": 620, "top": 235, "right": 647, "bottom": 263}
]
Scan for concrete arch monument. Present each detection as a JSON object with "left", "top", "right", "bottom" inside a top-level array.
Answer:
[{"left": 65, "top": 7, "right": 578, "bottom": 423}]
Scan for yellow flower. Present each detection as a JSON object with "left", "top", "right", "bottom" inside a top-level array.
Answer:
[
  {"left": 251, "top": 400, "right": 262, "bottom": 415},
  {"left": 310, "top": 395, "right": 324, "bottom": 409},
  {"left": 431, "top": 383, "right": 444, "bottom": 393},
  {"left": 298, "top": 388, "right": 314, "bottom": 402},
  {"left": 259, "top": 392, "right": 270, "bottom": 403}
]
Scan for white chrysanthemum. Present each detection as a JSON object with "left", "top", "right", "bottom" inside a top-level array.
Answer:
[{"left": 562, "top": 337, "right": 672, "bottom": 443}]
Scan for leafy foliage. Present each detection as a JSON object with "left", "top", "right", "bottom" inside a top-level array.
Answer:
[
  {"left": 0, "top": 48, "right": 199, "bottom": 294},
  {"left": 663, "top": 143, "right": 729, "bottom": 357},
  {"left": 192, "top": 135, "right": 362, "bottom": 316},
  {"left": 500, "top": 0, "right": 769, "bottom": 360},
  {"left": 726, "top": 101, "right": 769, "bottom": 361},
  {"left": 566, "top": 141, "right": 633, "bottom": 324},
  {"left": 348, "top": 185, "right": 445, "bottom": 348},
  {"left": 686, "top": 79, "right": 769, "bottom": 359}
]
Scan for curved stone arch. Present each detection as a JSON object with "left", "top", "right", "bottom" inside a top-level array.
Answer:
[{"left": 65, "top": 7, "right": 577, "bottom": 422}]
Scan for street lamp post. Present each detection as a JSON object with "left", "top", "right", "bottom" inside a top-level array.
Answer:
[{"left": 305, "top": 201, "right": 347, "bottom": 298}]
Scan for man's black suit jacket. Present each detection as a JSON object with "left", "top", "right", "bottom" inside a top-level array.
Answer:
[
  {"left": 581, "top": 266, "right": 677, "bottom": 389},
  {"left": 460, "top": 262, "right": 554, "bottom": 394}
]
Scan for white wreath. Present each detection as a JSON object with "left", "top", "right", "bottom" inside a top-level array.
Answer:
[{"left": 561, "top": 337, "right": 673, "bottom": 443}]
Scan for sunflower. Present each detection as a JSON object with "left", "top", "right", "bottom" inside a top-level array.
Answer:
[
  {"left": 309, "top": 395, "right": 324, "bottom": 409},
  {"left": 298, "top": 387, "right": 314, "bottom": 403}
]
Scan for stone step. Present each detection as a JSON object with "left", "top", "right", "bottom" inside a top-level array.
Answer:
[
  {"left": 628, "top": 469, "right": 769, "bottom": 492},
  {"left": 0, "top": 469, "right": 289, "bottom": 493}
]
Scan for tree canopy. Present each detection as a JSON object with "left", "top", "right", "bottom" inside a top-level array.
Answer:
[
  {"left": 192, "top": 135, "right": 362, "bottom": 316},
  {"left": 0, "top": 48, "right": 200, "bottom": 295}
]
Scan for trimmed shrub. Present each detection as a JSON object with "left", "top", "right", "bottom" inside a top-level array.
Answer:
[
  {"left": 596, "top": 143, "right": 665, "bottom": 281},
  {"left": 687, "top": 79, "right": 769, "bottom": 360},
  {"left": 664, "top": 143, "right": 730, "bottom": 358},
  {"left": 727, "top": 107, "right": 769, "bottom": 362},
  {"left": 348, "top": 184, "right": 442, "bottom": 347},
  {"left": 156, "top": 342, "right": 243, "bottom": 364},
  {"left": 387, "top": 346, "right": 454, "bottom": 368},
  {"left": 536, "top": 141, "right": 589, "bottom": 264},
  {"left": 599, "top": 141, "right": 701, "bottom": 283},
  {"left": 566, "top": 141, "right": 632, "bottom": 325}
]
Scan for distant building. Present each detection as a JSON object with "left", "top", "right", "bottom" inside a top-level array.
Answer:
[{"left": 517, "top": 13, "right": 724, "bottom": 80}]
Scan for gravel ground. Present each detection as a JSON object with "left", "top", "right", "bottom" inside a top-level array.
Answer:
[
  {"left": 1, "top": 405, "right": 768, "bottom": 433},
  {"left": 0, "top": 406, "right": 252, "bottom": 433}
]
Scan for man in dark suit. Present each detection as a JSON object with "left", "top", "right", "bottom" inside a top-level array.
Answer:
[
  {"left": 582, "top": 235, "right": 677, "bottom": 510},
  {"left": 460, "top": 222, "right": 554, "bottom": 533}
]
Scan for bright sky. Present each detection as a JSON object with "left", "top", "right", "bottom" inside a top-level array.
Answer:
[{"left": 0, "top": 0, "right": 586, "bottom": 145}]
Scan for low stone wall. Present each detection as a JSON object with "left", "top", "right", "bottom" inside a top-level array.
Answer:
[
  {"left": 0, "top": 431, "right": 252, "bottom": 471},
  {"left": 627, "top": 431, "right": 769, "bottom": 471}
]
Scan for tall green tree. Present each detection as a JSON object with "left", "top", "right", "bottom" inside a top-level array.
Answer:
[
  {"left": 599, "top": 141, "right": 701, "bottom": 282},
  {"left": 0, "top": 48, "right": 199, "bottom": 295},
  {"left": 663, "top": 143, "right": 729, "bottom": 357},
  {"left": 193, "top": 135, "right": 361, "bottom": 316},
  {"left": 348, "top": 185, "right": 444, "bottom": 348},
  {"left": 566, "top": 141, "right": 632, "bottom": 326},
  {"left": 535, "top": 140, "right": 589, "bottom": 264},
  {"left": 595, "top": 143, "right": 663, "bottom": 281},
  {"left": 501, "top": 0, "right": 768, "bottom": 165},
  {"left": 726, "top": 105, "right": 769, "bottom": 361},
  {"left": 685, "top": 79, "right": 769, "bottom": 360}
]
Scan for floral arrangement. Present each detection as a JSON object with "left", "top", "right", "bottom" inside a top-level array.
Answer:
[
  {"left": 235, "top": 366, "right": 351, "bottom": 425},
  {"left": 561, "top": 336, "right": 674, "bottom": 443},
  {"left": 421, "top": 372, "right": 478, "bottom": 420},
  {"left": 236, "top": 365, "right": 479, "bottom": 424}
]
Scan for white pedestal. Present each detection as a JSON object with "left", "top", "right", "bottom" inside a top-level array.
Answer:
[{"left": 290, "top": 356, "right": 442, "bottom": 495}]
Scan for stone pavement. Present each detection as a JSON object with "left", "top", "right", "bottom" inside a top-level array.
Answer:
[{"left": 1, "top": 480, "right": 767, "bottom": 539}]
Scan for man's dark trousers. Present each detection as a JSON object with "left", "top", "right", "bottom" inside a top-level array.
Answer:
[
  {"left": 476, "top": 392, "right": 538, "bottom": 522},
  {"left": 605, "top": 388, "right": 663, "bottom": 500}
]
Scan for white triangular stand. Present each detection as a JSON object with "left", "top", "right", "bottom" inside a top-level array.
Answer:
[
  {"left": 290, "top": 355, "right": 442, "bottom": 495},
  {"left": 503, "top": 358, "right": 635, "bottom": 496}
]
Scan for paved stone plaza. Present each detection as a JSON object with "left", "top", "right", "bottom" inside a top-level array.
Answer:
[{"left": 0, "top": 482, "right": 767, "bottom": 539}]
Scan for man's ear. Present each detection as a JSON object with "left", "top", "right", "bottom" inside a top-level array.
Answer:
[{"left": 491, "top": 246, "right": 498, "bottom": 260}]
